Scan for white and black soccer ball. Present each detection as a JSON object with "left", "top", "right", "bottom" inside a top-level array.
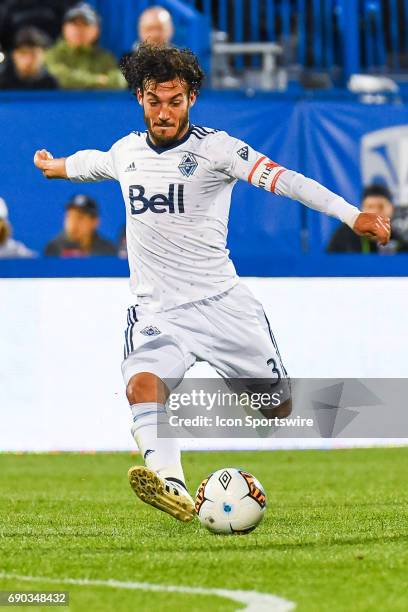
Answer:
[{"left": 195, "top": 468, "right": 266, "bottom": 534}]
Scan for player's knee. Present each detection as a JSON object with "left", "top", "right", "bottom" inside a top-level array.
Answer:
[{"left": 126, "top": 372, "right": 168, "bottom": 405}]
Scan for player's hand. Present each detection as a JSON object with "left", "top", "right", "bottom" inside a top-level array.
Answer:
[
  {"left": 352, "top": 212, "right": 391, "bottom": 246},
  {"left": 34, "top": 149, "right": 53, "bottom": 167},
  {"left": 33, "top": 149, "right": 67, "bottom": 179}
]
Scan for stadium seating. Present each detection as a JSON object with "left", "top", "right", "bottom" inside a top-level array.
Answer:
[
  {"left": 86, "top": 0, "right": 407, "bottom": 79},
  {"left": 2, "top": 1, "right": 408, "bottom": 79},
  {"left": 0, "top": 0, "right": 76, "bottom": 51}
]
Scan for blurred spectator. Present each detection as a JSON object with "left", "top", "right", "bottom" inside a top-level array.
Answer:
[
  {"left": 121, "top": 6, "right": 174, "bottom": 75},
  {"left": 0, "top": 0, "right": 76, "bottom": 52},
  {"left": 44, "top": 194, "right": 117, "bottom": 257},
  {"left": 135, "top": 6, "right": 174, "bottom": 49},
  {"left": 0, "top": 27, "right": 57, "bottom": 90},
  {"left": 45, "top": 3, "right": 126, "bottom": 90},
  {"left": 327, "top": 184, "right": 408, "bottom": 254},
  {"left": 0, "top": 197, "right": 36, "bottom": 258}
]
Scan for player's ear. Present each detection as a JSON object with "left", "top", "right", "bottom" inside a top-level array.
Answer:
[
  {"left": 189, "top": 91, "right": 197, "bottom": 108},
  {"left": 136, "top": 88, "right": 143, "bottom": 105}
]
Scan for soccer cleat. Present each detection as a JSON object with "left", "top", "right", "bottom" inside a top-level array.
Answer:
[{"left": 128, "top": 466, "right": 195, "bottom": 522}]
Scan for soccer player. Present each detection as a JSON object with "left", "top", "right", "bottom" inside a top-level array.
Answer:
[{"left": 34, "top": 44, "right": 390, "bottom": 523}]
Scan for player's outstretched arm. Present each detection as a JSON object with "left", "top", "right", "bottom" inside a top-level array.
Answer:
[
  {"left": 273, "top": 170, "right": 391, "bottom": 247},
  {"left": 243, "top": 153, "right": 391, "bottom": 246},
  {"left": 34, "top": 146, "right": 117, "bottom": 183},
  {"left": 33, "top": 149, "right": 68, "bottom": 179},
  {"left": 212, "top": 133, "right": 391, "bottom": 247}
]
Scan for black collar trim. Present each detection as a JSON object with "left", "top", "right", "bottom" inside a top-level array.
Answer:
[{"left": 145, "top": 124, "right": 193, "bottom": 154}]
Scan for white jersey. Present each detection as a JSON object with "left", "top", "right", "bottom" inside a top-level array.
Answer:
[{"left": 66, "top": 125, "right": 359, "bottom": 312}]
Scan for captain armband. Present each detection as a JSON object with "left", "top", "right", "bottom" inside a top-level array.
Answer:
[{"left": 247, "top": 156, "right": 287, "bottom": 193}]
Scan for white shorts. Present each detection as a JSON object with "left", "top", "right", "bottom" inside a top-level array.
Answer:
[{"left": 121, "top": 282, "right": 289, "bottom": 393}]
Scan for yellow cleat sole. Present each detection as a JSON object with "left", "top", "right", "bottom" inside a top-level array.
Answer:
[{"left": 128, "top": 466, "right": 195, "bottom": 523}]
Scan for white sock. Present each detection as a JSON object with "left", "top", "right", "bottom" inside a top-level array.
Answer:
[{"left": 130, "top": 402, "right": 187, "bottom": 488}]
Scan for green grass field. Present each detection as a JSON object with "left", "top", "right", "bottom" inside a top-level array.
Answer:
[{"left": 1, "top": 448, "right": 407, "bottom": 611}]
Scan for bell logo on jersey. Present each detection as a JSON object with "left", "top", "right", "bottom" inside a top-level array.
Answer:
[{"left": 129, "top": 184, "right": 185, "bottom": 215}]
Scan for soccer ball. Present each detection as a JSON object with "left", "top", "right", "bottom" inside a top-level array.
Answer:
[{"left": 195, "top": 468, "right": 266, "bottom": 534}]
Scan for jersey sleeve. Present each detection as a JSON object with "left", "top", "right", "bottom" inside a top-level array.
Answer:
[
  {"left": 274, "top": 170, "right": 360, "bottom": 228},
  {"left": 207, "top": 131, "right": 267, "bottom": 182},
  {"left": 65, "top": 147, "right": 117, "bottom": 182},
  {"left": 208, "top": 131, "right": 359, "bottom": 229}
]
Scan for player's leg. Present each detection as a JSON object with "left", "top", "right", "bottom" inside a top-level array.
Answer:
[
  {"left": 127, "top": 371, "right": 186, "bottom": 483},
  {"left": 196, "top": 282, "right": 291, "bottom": 417},
  {"left": 122, "top": 308, "right": 196, "bottom": 521},
  {"left": 127, "top": 375, "right": 195, "bottom": 522},
  {"left": 256, "top": 309, "right": 292, "bottom": 418}
]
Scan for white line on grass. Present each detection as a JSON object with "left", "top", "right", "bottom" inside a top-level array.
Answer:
[{"left": 0, "top": 573, "right": 295, "bottom": 611}]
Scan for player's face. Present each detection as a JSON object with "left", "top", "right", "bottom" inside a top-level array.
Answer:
[
  {"left": 362, "top": 195, "right": 393, "bottom": 218},
  {"left": 138, "top": 80, "right": 196, "bottom": 146},
  {"left": 64, "top": 209, "right": 98, "bottom": 243}
]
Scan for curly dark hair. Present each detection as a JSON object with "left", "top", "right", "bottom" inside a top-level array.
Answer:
[{"left": 119, "top": 43, "right": 205, "bottom": 95}]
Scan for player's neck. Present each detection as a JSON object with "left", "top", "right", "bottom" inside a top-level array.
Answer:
[{"left": 147, "top": 123, "right": 192, "bottom": 150}]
